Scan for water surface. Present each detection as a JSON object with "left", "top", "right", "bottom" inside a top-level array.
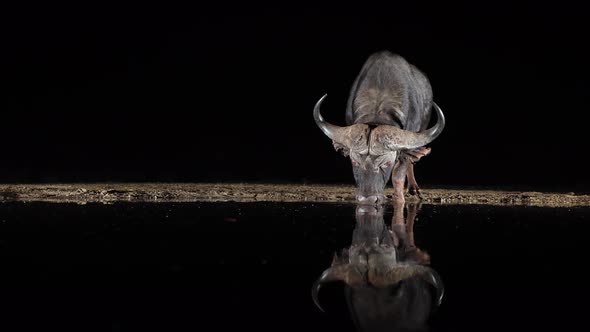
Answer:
[{"left": 0, "top": 202, "right": 587, "bottom": 331}]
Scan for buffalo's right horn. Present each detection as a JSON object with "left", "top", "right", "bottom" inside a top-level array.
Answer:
[
  {"left": 369, "top": 102, "right": 445, "bottom": 153},
  {"left": 314, "top": 94, "right": 370, "bottom": 152}
]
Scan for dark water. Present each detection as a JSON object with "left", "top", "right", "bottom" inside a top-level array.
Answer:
[{"left": 0, "top": 202, "right": 588, "bottom": 331}]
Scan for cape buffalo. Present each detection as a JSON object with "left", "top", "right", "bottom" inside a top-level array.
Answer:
[{"left": 314, "top": 51, "right": 445, "bottom": 204}]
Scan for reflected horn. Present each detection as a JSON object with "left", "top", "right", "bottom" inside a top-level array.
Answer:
[
  {"left": 312, "top": 265, "right": 363, "bottom": 312},
  {"left": 425, "top": 267, "right": 445, "bottom": 306},
  {"left": 381, "top": 265, "right": 444, "bottom": 306}
]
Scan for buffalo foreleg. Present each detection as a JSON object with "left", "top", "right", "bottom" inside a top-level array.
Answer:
[
  {"left": 404, "top": 147, "right": 431, "bottom": 199},
  {"left": 407, "top": 163, "right": 422, "bottom": 198},
  {"left": 391, "top": 158, "right": 409, "bottom": 203}
]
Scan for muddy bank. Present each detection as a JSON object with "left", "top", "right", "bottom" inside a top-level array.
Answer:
[{"left": 0, "top": 183, "right": 587, "bottom": 207}]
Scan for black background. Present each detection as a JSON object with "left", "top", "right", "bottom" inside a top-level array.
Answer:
[{"left": 2, "top": 1, "right": 589, "bottom": 190}]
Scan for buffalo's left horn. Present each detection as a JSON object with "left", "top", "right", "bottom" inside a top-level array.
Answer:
[{"left": 372, "top": 102, "right": 445, "bottom": 151}]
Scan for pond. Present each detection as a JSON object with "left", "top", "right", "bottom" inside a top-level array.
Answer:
[{"left": 0, "top": 202, "right": 587, "bottom": 331}]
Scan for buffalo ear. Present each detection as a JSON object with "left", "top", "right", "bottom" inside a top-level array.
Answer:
[{"left": 333, "top": 142, "right": 350, "bottom": 157}]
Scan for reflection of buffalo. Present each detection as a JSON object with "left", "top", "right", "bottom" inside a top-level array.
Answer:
[{"left": 313, "top": 203, "right": 443, "bottom": 332}]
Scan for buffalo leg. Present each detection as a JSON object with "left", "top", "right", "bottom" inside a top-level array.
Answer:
[
  {"left": 404, "top": 147, "right": 431, "bottom": 199},
  {"left": 391, "top": 158, "right": 409, "bottom": 204},
  {"left": 407, "top": 163, "right": 422, "bottom": 198}
]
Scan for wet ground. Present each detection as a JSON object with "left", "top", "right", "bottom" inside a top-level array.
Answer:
[
  {"left": 0, "top": 199, "right": 588, "bottom": 331},
  {"left": 1, "top": 183, "right": 589, "bottom": 206}
]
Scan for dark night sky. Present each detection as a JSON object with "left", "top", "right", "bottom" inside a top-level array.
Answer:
[{"left": 1, "top": 1, "right": 589, "bottom": 189}]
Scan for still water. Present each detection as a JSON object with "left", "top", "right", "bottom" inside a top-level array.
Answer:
[{"left": 0, "top": 202, "right": 587, "bottom": 331}]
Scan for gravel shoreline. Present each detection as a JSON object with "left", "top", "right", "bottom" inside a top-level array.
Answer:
[{"left": 0, "top": 183, "right": 587, "bottom": 207}]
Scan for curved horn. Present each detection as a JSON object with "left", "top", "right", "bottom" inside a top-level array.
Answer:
[
  {"left": 313, "top": 94, "right": 340, "bottom": 140},
  {"left": 378, "top": 265, "right": 444, "bottom": 306},
  {"left": 425, "top": 267, "right": 445, "bottom": 306},
  {"left": 426, "top": 102, "right": 446, "bottom": 143},
  {"left": 314, "top": 94, "right": 370, "bottom": 152},
  {"left": 312, "top": 267, "right": 339, "bottom": 313},
  {"left": 370, "top": 102, "right": 445, "bottom": 152},
  {"left": 312, "top": 265, "right": 364, "bottom": 312}
]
